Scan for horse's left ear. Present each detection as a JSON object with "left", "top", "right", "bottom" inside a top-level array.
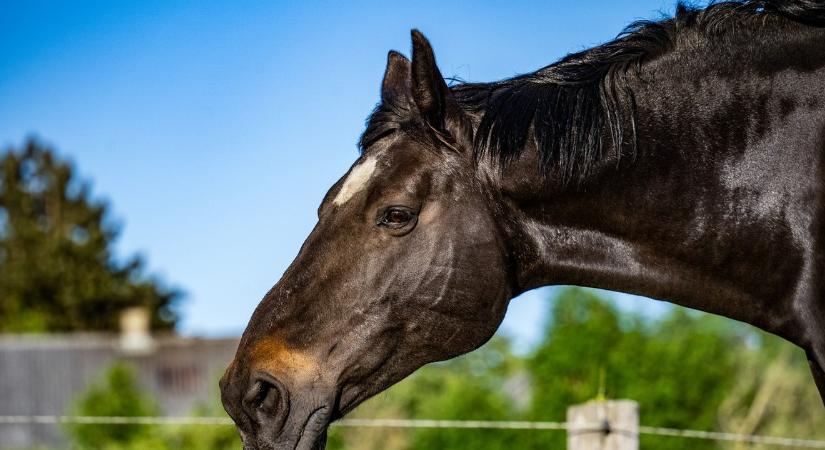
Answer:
[{"left": 410, "top": 30, "right": 473, "bottom": 151}]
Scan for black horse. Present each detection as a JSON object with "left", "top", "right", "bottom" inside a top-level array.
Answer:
[{"left": 221, "top": 1, "right": 825, "bottom": 449}]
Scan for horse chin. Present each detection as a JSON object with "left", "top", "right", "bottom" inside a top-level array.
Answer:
[
  {"left": 302, "top": 428, "right": 328, "bottom": 450},
  {"left": 240, "top": 407, "right": 330, "bottom": 450},
  {"left": 294, "top": 408, "right": 330, "bottom": 450},
  {"left": 242, "top": 427, "right": 328, "bottom": 450}
]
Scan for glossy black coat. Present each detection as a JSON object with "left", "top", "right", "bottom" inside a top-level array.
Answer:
[{"left": 222, "top": 2, "right": 825, "bottom": 448}]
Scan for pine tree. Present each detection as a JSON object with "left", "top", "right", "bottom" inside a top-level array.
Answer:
[{"left": 0, "top": 138, "right": 180, "bottom": 331}]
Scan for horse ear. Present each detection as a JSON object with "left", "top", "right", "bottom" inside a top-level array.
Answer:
[
  {"left": 381, "top": 50, "right": 411, "bottom": 103},
  {"left": 410, "top": 30, "right": 473, "bottom": 150}
]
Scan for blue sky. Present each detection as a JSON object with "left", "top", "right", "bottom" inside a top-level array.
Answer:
[{"left": 0, "top": 0, "right": 677, "bottom": 350}]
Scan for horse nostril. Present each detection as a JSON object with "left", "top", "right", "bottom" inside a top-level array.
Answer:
[
  {"left": 254, "top": 379, "right": 280, "bottom": 411},
  {"left": 243, "top": 372, "right": 290, "bottom": 430}
]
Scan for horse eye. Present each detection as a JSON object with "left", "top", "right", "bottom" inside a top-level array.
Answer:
[
  {"left": 377, "top": 206, "right": 417, "bottom": 230},
  {"left": 387, "top": 209, "right": 410, "bottom": 223}
]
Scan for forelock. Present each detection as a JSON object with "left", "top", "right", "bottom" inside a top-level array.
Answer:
[{"left": 358, "top": 93, "right": 421, "bottom": 152}]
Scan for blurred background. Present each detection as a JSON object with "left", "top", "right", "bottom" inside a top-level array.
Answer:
[{"left": 1, "top": 1, "right": 823, "bottom": 449}]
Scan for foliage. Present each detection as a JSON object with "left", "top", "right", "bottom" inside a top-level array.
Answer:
[
  {"left": 0, "top": 138, "right": 180, "bottom": 331},
  {"left": 61, "top": 288, "right": 823, "bottom": 450},
  {"left": 328, "top": 336, "right": 525, "bottom": 450},
  {"left": 160, "top": 384, "right": 242, "bottom": 450},
  {"left": 527, "top": 287, "right": 744, "bottom": 450},
  {"left": 717, "top": 331, "right": 825, "bottom": 448},
  {"left": 65, "top": 363, "right": 161, "bottom": 449},
  {"left": 330, "top": 287, "right": 822, "bottom": 450},
  {"left": 65, "top": 365, "right": 241, "bottom": 450}
]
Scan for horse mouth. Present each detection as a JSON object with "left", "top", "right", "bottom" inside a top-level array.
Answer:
[{"left": 294, "top": 406, "right": 330, "bottom": 450}]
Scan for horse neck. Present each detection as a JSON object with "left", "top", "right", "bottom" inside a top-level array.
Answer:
[{"left": 487, "top": 56, "right": 824, "bottom": 343}]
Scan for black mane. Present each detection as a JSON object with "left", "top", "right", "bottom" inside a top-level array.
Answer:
[{"left": 361, "top": 0, "right": 825, "bottom": 183}]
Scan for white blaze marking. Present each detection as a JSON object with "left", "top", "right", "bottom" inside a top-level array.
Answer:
[{"left": 333, "top": 157, "right": 378, "bottom": 206}]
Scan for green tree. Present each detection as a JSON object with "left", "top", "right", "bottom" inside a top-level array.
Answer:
[
  {"left": 403, "top": 337, "right": 526, "bottom": 450},
  {"left": 528, "top": 287, "right": 744, "bottom": 450},
  {"left": 717, "top": 331, "right": 825, "bottom": 448},
  {"left": 65, "top": 363, "right": 160, "bottom": 449},
  {"left": 0, "top": 138, "right": 180, "bottom": 331},
  {"left": 327, "top": 336, "right": 533, "bottom": 450},
  {"left": 66, "top": 366, "right": 242, "bottom": 450},
  {"left": 163, "top": 379, "right": 242, "bottom": 450},
  {"left": 330, "top": 288, "right": 820, "bottom": 450}
]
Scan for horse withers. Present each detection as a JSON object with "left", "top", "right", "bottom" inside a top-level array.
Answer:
[{"left": 221, "top": 2, "right": 825, "bottom": 448}]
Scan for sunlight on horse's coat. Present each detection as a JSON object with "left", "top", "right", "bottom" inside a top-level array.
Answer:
[
  {"left": 250, "top": 337, "right": 320, "bottom": 381},
  {"left": 333, "top": 157, "right": 378, "bottom": 206},
  {"left": 221, "top": 9, "right": 825, "bottom": 448}
]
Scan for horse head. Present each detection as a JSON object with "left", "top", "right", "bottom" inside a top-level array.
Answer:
[{"left": 219, "top": 31, "right": 513, "bottom": 450}]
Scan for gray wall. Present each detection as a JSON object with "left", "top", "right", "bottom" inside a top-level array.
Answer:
[{"left": 0, "top": 334, "right": 239, "bottom": 449}]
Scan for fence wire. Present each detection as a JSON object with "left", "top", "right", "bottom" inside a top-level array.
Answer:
[{"left": 2, "top": 415, "right": 825, "bottom": 448}]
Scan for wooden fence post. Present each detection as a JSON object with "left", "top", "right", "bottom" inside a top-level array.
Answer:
[{"left": 567, "top": 400, "right": 639, "bottom": 450}]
